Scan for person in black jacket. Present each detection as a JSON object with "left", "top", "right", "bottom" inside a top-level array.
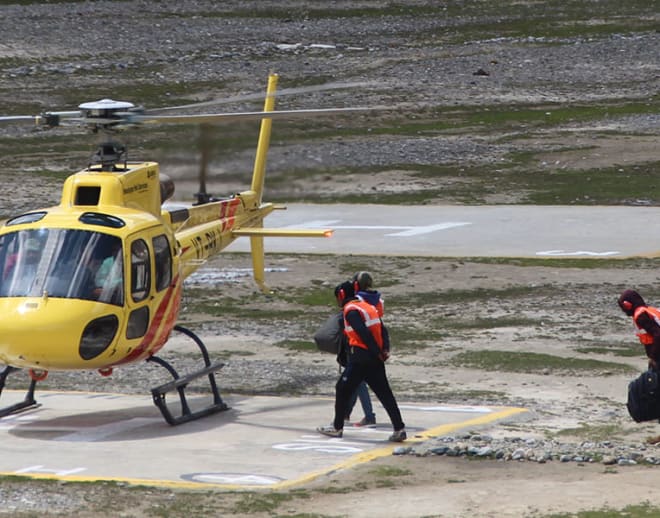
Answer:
[
  {"left": 335, "top": 283, "right": 376, "bottom": 427},
  {"left": 618, "top": 289, "right": 660, "bottom": 444},
  {"left": 317, "top": 281, "right": 406, "bottom": 442},
  {"left": 618, "top": 289, "right": 660, "bottom": 370}
]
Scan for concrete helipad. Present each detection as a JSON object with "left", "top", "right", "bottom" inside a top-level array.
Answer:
[{"left": 0, "top": 390, "right": 526, "bottom": 489}]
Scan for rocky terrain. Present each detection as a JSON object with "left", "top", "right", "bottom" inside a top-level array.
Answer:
[{"left": 0, "top": 1, "right": 659, "bottom": 517}]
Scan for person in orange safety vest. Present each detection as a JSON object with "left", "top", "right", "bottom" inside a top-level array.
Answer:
[
  {"left": 619, "top": 289, "right": 660, "bottom": 444},
  {"left": 618, "top": 289, "right": 660, "bottom": 370},
  {"left": 317, "top": 280, "right": 406, "bottom": 442}
]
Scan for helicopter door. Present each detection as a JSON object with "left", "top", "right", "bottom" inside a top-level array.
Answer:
[
  {"left": 125, "top": 238, "right": 151, "bottom": 339},
  {"left": 124, "top": 232, "right": 174, "bottom": 341}
]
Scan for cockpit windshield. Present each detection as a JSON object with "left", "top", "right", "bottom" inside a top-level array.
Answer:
[{"left": 0, "top": 229, "right": 123, "bottom": 305}]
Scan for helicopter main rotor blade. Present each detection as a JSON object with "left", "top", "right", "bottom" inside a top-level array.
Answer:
[
  {"left": 133, "top": 107, "right": 379, "bottom": 125},
  {"left": 0, "top": 115, "right": 39, "bottom": 123},
  {"left": 0, "top": 111, "right": 83, "bottom": 127},
  {"left": 148, "top": 81, "right": 374, "bottom": 113}
]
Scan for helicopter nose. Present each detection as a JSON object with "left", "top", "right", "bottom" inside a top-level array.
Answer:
[{"left": 0, "top": 298, "right": 119, "bottom": 369}]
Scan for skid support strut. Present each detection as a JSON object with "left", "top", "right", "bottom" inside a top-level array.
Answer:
[
  {"left": 148, "top": 325, "right": 229, "bottom": 425},
  {"left": 0, "top": 366, "right": 39, "bottom": 418}
]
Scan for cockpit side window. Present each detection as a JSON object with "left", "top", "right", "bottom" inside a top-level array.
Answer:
[
  {"left": 130, "top": 239, "right": 151, "bottom": 302},
  {"left": 153, "top": 234, "right": 172, "bottom": 292}
]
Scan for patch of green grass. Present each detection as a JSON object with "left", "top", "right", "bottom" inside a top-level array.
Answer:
[
  {"left": 389, "top": 285, "right": 553, "bottom": 307},
  {"left": 368, "top": 466, "right": 412, "bottom": 477},
  {"left": 545, "top": 502, "right": 660, "bottom": 517},
  {"left": 0, "top": 132, "right": 94, "bottom": 160},
  {"left": 282, "top": 287, "right": 336, "bottom": 307},
  {"left": 61, "top": 80, "right": 229, "bottom": 111},
  {"left": 524, "top": 162, "right": 660, "bottom": 206},
  {"left": 553, "top": 423, "right": 627, "bottom": 442},
  {"left": 275, "top": 339, "right": 318, "bottom": 353},
  {"left": 181, "top": 290, "right": 302, "bottom": 319},
  {"left": 574, "top": 344, "right": 642, "bottom": 358},
  {"left": 1, "top": 0, "right": 100, "bottom": 5},
  {"left": 436, "top": 316, "right": 538, "bottom": 331},
  {"left": 452, "top": 389, "right": 508, "bottom": 400},
  {"left": 462, "top": 256, "right": 660, "bottom": 270},
  {"left": 196, "top": 1, "right": 659, "bottom": 44},
  {"left": 450, "top": 350, "right": 636, "bottom": 375},
  {"left": 367, "top": 465, "right": 412, "bottom": 489},
  {"left": 465, "top": 99, "right": 660, "bottom": 132},
  {"left": 269, "top": 96, "right": 659, "bottom": 143},
  {"left": 388, "top": 325, "right": 445, "bottom": 349},
  {"left": 315, "top": 485, "right": 355, "bottom": 494},
  {"left": 231, "top": 493, "right": 295, "bottom": 514}
]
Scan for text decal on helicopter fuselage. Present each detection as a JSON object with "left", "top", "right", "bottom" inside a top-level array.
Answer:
[
  {"left": 191, "top": 230, "right": 221, "bottom": 259},
  {"left": 123, "top": 183, "right": 148, "bottom": 195},
  {"left": 191, "top": 199, "right": 242, "bottom": 258}
]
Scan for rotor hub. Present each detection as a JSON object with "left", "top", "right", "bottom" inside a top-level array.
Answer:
[{"left": 78, "top": 98, "right": 135, "bottom": 114}]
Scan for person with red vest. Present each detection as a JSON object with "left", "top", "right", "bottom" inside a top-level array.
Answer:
[
  {"left": 343, "top": 271, "right": 383, "bottom": 427},
  {"left": 618, "top": 289, "right": 660, "bottom": 370},
  {"left": 317, "top": 280, "right": 406, "bottom": 442}
]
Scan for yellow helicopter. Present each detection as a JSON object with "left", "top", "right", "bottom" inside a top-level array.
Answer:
[{"left": 0, "top": 73, "right": 361, "bottom": 425}]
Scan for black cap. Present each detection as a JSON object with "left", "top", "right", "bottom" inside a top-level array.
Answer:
[
  {"left": 618, "top": 289, "right": 646, "bottom": 316},
  {"left": 334, "top": 281, "right": 355, "bottom": 305}
]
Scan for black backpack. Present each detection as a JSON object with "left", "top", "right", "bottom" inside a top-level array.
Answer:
[
  {"left": 313, "top": 312, "right": 344, "bottom": 355},
  {"left": 627, "top": 369, "right": 660, "bottom": 422}
]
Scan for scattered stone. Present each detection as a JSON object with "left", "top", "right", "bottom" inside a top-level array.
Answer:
[{"left": 402, "top": 433, "right": 660, "bottom": 467}]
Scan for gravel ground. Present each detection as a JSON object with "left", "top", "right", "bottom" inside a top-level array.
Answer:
[{"left": 0, "top": 1, "right": 659, "bottom": 517}]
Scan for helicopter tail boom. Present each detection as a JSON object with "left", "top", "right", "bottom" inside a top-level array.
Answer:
[{"left": 232, "top": 228, "right": 333, "bottom": 238}]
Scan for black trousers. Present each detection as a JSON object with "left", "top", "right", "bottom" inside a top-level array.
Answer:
[{"left": 333, "top": 347, "right": 405, "bottom": 431}]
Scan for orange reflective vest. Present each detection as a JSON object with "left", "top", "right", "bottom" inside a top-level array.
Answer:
[
  {"left": 633, "top": 306, "right": 660, "bottom": 346},
  {"left": 375, "top": 298, "right": 384, "bottom": 317},
  {"left": 343, "top": 297, "right": 384, "bottom": 351}
]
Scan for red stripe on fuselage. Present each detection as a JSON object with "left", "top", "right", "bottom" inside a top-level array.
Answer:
[
  {"left": 219, "top": 198, "right": 241, "bottom": 219},
  {"left": 115, "top": 275, "right": 181, "bottom": 364}
]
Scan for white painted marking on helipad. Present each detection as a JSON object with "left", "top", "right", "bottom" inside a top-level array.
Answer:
[
  {"left": 387, "top": 222, "right": 471, "bottom": 236},
  {"left": 273, "top": 439, "right": 363, "bottom": 454},
  {"left": 285, "top": 220, "right": 471, "bottom": 236}
]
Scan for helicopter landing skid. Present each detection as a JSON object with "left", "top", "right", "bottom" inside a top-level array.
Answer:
[
  {"left": 0, "top": 366, "right": 40, "bottom": 419},
  {"left": 148, "top": 325, "right": 229, "bottom": 426}
]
